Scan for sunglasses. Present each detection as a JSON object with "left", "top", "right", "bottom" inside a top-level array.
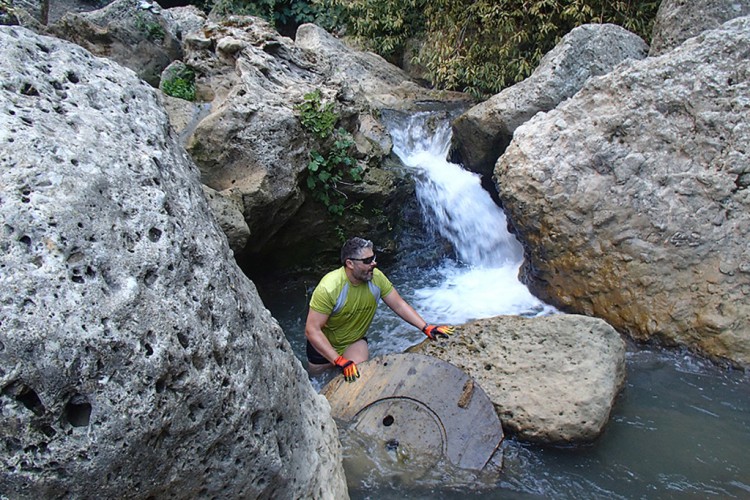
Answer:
[{"left": 349, "top": 254, "right": 376, "bottom": 265}]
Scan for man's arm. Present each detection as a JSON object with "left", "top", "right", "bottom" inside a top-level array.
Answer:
[
  {"left": 382, "top": 288, "right": 427, "bottom": 331},
  {"left": 304, "top": 308, "right": 340, "bottom": 364}
]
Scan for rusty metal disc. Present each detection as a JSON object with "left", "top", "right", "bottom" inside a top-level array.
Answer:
[{"left": 321, "top": 353, "right": 503, "bottom": 471}]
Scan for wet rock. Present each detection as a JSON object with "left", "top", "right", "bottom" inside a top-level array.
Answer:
[
  {"left": 0, "top": 26, "right": 346, "bottom": 498},
  {"left": 650, "top": 0, "right": 750, "bottom": 55},
  {"left": 451, "top": 23, "right": 647, "bottom": 178},
  {"left": 412, "top": 315, "right": 626, "bottom": 444},
  {"left": 495, "top": 17, "right": 750, "bottom": 368}
]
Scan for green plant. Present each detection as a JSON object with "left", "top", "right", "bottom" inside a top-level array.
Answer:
[
  {"left": 135, "top": 12, "right": 166, "bottom": 43},
  {"left": 421, "top": 0, "right": 659, "bottom": 97},
  {"left": 295, "top": 89, "right": 337, "bottom": 139},
  {"left": 334, "top": 225, "right": 347, "bottom": 244},
  {"left": 296, "top": 90, "right": 362, "bottom": 216},
  {"left": 209, "top": 0, "right": 324, "bottom": 32},
  {"left": 306, "top": 128, "right": 362, "bottom": 216},
  {"left": 316, "top": 0, "right": 658, "bottom": 98},
  {"left": 0, "top": 0, "right": 18, "bottom": 25},
  {"left": 161, "top": 65, "right": 196, "bottom": 101}
]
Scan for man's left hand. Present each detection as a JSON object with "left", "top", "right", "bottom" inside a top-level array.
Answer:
[{"left": 422, "top": 324, "right": 455, "bottom": 340}]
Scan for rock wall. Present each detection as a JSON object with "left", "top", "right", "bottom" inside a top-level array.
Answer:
[
  {"left": 178, "top": 17, "right": 471, "bottom": 269},
  {"left": 0, "top": 26, "right": 347, "bottom": 498},
  {"left": 48, "top": 0, "right": 183, "bottom": 87},
  {"left": 495, "top": 17, "right": 750, "bottom": 368}
]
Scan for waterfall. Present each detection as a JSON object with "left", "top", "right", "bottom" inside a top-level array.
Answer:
[
  {"left": 377, "top": 111, "right": 554, "bottom": 338},
  {"left": 389, "top": 112, "right": 523, "bottom": 267}
]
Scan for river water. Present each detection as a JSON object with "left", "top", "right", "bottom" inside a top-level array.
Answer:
[{"left": 254, "top": 112, "right": 750, "bottom": 499}]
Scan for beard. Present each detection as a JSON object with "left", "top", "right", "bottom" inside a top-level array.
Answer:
[{"left": 353, "top": 267, "right": 374, "bottom": 282}]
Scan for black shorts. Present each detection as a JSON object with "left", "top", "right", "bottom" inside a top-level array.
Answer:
[{"left": 306, "top": 337, "right": 368, "bottom": 365}]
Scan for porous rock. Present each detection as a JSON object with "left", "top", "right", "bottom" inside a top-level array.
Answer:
[
  {"left": 48, "top": 0, "right": 183, "bottom": 87},
  {"left": 0, "top": 26, "right": 346, "bottom": 498},
  {"left": 451, "top": 23, "right": 647, "bottom": 178},
  {"left": 411, "top": 315, "right": 626, "bottom": 443},
  {"left": 495, "top": 17, "right": 750, "bottom": 368},
  {"left": 650, "top": 0, "right": 750, "bottom": 55},
  {"left": 201, "top": 185, "right": 251, "bottom": 255}
]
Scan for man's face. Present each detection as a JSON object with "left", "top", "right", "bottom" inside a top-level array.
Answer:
[{"left": 349, "top": 250, "right": 377, "bottom": 282}]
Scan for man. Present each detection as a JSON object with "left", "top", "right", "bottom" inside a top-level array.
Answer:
[{"left": 305, "top": 237, "right": 454, "bottom": 382}]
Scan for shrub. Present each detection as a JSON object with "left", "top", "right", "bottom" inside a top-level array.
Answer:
[
  {"left": 295, "top": 90, "right": 362, "bottom": 216},
  {"left": 134, "top": 11, "right": 166, "bottom": 43},
  {"left": 209, "top": 0, "right": 330, "bottom": 34},
  {"left": 316, "top": 0, "right": 659, "bottom": 97},
  {"left": 161, "top": 65, "right": 196, "bottom": 101}
]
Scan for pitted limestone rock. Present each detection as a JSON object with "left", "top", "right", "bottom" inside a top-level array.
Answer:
[
  {"left": 649, "top": 0, "right": 750, "bottom": 56},
  {"left": 495, "top": 17, "right": 750, "bottom": 368},
  {"left": 48, "top": 0, "right": 183, "bottom": 87},
  {"left": 411, "top": 315, "right": 626, "bottom": 444},
  {"left": 0, "top": 26, "right": 346, "bottom": 499}
]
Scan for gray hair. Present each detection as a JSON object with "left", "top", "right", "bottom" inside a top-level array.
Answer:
[{"left": 340, "top": 237, "right": 373, "bottom": 264}]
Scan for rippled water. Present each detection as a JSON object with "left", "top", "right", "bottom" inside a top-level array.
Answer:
[{"left": 253, "top": 111, "right": 749, "bottom": 498}]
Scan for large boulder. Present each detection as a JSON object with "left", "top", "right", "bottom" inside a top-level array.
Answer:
[
  {"left": 650, "top": 0, "right": 750, "bottom": 55},
  {"left": 411, "top": 315, "right": 626, "bottom": 444},
  {"left": 451, "top": 24, "right": 648, "bottom": 178},
  {"left": 48, "top": 0, "right": 183, "bottom": 87},
  {"left": 180, "top": 17, "right": 328, "bottom": 256},
  {"left": 0, "top": 26, "right": 347, "bottom": 498},
  {"left": 495, "top": 17, "right": 750, "bottom": 368}
]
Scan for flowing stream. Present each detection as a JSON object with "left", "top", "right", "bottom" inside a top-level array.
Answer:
[{"left": 255, "top": 112, "right": 750, "bottom": 499}]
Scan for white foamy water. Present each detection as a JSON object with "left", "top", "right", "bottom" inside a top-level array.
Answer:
[{"left": 383, "top": 112, "right": 554, "bottom": 329}]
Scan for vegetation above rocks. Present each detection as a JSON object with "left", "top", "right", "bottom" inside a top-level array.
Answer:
[
  {"left": 321, "top": 0, "right": 659, "bottom": 97},
  {"left": 198, "top": 0, "right": 657, "bottom": 98}
]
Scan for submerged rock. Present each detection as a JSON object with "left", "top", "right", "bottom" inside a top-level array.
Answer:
[
  {"left": 0, "top": 26, "right": 346, "bottom": 498},
  {"left": 412, "top": 315, "right": 626, "bottom": 444},
  {"left": 495, "top": 17, "right": 750, "bottom": 368}
]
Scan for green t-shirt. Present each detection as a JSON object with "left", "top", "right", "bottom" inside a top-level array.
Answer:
[{"left": 309, "top": 267, "right": 394, "bottom": 354}]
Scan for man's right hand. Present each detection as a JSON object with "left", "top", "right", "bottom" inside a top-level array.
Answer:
[
  {"left": 334, "top": 356, "right": 360, "bottom": 382},
  {"left": 422, "top": 324, "right": 455, "bottom": 340}
]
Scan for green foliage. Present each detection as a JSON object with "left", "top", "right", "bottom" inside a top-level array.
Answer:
[
  {"left": 296, "top": 90, "right": 362, "bottom": 216},
  {"left": 295, "top": 89, "right": 336, "bottom": 139},
  {"left": 161, "top": 65, "right": 196, "bottom": 101},
  {"left": 334, "top": 225, "right": 347, "bottom": 244},
  {"left": 315, "top": 0, "right": 424, "bottom": 60},
  {"left": 134, "top": 12, "right": 166, "bottom": 43},
  {"left": 316, "top": 0, "right": 659, "bottom": 98},
  {"left": 0, "top": 0, "right": 18, "bottom": 25},
  {"left": 209, "top": 0, "right": 324, "bottom": 29}
]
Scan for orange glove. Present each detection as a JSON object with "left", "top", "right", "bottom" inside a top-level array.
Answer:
[
  {"left": 422, "top": 324, "right": 455, "bottom": 340},
  {"left": 334, "top": 356, "right": 360, "bottom": 382}
]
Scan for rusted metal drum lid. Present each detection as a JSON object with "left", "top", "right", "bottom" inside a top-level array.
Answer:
[{"left": 321, "top": 353, "right": 503, "bottom": 470}]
